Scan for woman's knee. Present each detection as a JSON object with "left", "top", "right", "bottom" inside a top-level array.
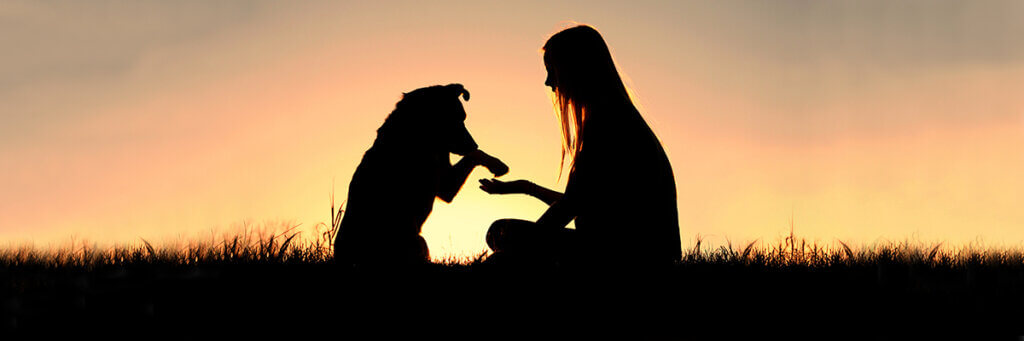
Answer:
[
  {"left": 486, "top": 219, "right": 516, "bottom": 251},
  {"left": 486, "top": 219, "right": 534, "bottom": 252}
]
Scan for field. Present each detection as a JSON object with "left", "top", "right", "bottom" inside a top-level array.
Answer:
[{"left": 3, "top": 225, "right": 1024, "bottom": 339}]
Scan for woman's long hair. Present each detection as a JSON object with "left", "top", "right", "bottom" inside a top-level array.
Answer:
[{"left": 543, "top": 25, "right": 635, "bottom": 175}]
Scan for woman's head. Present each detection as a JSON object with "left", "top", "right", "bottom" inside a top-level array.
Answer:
[{"left": 542, "top": 25, "right": 633, "bottom": 173}]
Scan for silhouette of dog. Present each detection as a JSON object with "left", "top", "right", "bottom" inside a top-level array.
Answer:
[{"left": 335, "top": 84, "right": 507, "bottom": 267}]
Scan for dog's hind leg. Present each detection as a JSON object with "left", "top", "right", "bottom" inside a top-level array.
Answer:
[{"left": 367, "top": 234, "right": 430, "bottom": 266}]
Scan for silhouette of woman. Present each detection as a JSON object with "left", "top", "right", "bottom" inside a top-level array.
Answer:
[{"left": 479, "top": 25, "right": 681, "bottom": 266}]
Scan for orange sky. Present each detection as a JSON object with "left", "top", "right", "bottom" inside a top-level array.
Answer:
[{"left": 2, "top": 1, "right": 1023, "bottom": 257}]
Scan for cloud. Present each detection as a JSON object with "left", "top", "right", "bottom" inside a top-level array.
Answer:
[
  {"left": 682, "top": 0, "right": 1024, "bottom": 67},
  {"left": 0, "top": 1, "right": 259, "bottom": 91}
]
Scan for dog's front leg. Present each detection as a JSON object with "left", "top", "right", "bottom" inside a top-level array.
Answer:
[{"left": 436, "top": 150, "right": 507, "bottom": 203}]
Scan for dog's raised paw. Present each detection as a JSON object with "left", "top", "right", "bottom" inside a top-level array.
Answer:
[{"left": 486, "top": 157, "right": 509, "bottom": 177}]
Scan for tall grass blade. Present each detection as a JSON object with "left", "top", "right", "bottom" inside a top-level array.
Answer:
[{"left": 142, "top": 238, "right": 156, "bottom": 259}]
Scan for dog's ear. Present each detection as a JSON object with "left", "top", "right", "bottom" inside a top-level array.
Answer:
[{"left": 446, "top": 83, "right": 470, "bottom": 101}]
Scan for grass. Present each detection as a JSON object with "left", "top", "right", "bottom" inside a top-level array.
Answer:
[
  {"left": 683, "top": 231, "right": 1022, "bottom": 269},
  {"left": 3, "top": 221, "right": 1024, "bottom": 338},
  {"left": 4, "top": 227, "right": 1016, "bottom": 271},
  {"left": 1, "top": 222, "right": 327, "bottom": 268}
]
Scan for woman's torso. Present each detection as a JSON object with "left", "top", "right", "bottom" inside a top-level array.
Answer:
[{"left": 565, "top": 104, "right": 681, "bottom": 261}]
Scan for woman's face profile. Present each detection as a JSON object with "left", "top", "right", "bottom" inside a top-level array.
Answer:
[{"left": 543, "top": 52, "right": 558, "bottom": 91}]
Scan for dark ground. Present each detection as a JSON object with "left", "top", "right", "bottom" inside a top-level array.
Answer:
[{"left": 3, "top": 261, "right": 1023, "bottom": 340}]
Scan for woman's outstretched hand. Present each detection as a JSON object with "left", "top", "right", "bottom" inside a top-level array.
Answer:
[{"left": 479, "top": 179, "right": 531, "bottom": 195}]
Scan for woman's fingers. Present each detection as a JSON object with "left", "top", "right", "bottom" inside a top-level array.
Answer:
[
  {"left": 478, "top": 178, "right": 513, "bottom": 194},
  {"left": 478, "top": 178, "right": 497, "bottom": 193}
]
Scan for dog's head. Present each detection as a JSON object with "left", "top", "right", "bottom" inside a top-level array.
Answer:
[{"left": 385, "top": 83, "right": 478, "bottom": 155}]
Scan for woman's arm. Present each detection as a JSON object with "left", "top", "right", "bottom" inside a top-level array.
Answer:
[
  {"left": 535, "top": 197, "right": 575, "bottom": 228},
  {"left": 527, "top": 181, "right": 563, "bottom": 205},
  {"left": 536, "top": 156, "right": 583, "bottom": 228},
  {"left": 480, "top": 178, "right": 575, "bottom": 227},
  {"left": 479, "top": 179, "right": 563, "bottom": 206}
]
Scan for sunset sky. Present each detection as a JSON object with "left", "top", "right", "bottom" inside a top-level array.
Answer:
[{"left": 2, "top": 1, "right": 1023, "bottom": 258}]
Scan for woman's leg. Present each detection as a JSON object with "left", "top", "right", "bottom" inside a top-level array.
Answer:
[{"left": 486, "top": 219, "right": 575, "bottom": 263}]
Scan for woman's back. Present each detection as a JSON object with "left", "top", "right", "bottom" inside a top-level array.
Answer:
[{"left": 566, "top": 102, "right": 681, "bottom": 264}]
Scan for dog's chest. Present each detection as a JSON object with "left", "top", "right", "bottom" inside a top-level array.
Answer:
[{"left": 388, "top": 149, "right": 445, "bottom": 197}]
